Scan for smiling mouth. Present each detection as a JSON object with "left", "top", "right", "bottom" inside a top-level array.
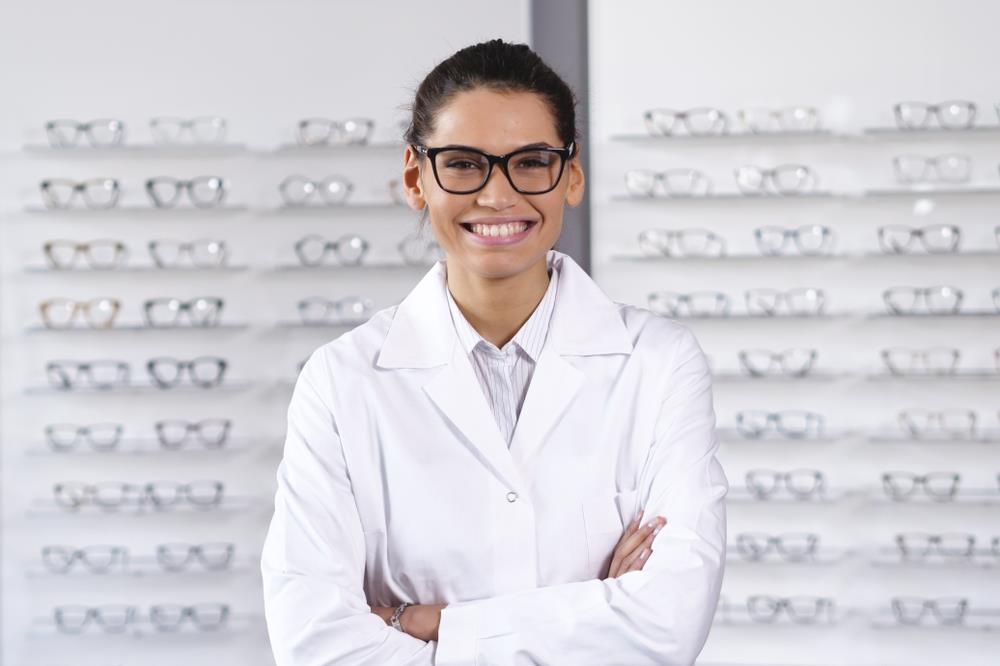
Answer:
[{"left": 459, "top": 220, "right": 538, "bottom": 237}]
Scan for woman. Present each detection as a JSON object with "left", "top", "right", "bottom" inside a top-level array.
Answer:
[{"left": 262, "top": 39, "right": 727, "bottom": 665}]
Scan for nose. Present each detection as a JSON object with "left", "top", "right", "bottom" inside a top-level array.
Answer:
[{"left": 475, "top": 163, "right": 519, "bottom": 210}]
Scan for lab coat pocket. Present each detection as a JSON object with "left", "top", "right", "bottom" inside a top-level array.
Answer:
[{"left": 582, "top": 487, "right": 640, "bottom": 578}]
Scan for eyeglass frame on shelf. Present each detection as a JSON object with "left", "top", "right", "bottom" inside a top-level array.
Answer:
[
  {"left": 42, "top": 544, "right": 129, "bottom": 574},
  {"left": 735, "top": 532, "right": 820, "bottom": 562},
  {"left": 744, "top": 468, "right": 827, "bottom": 499},
  {"left": 46, "top": 360, "right": 131, "bottom": 390},
  {"left": 44, "top": 423, "right": 124, "bottom": 452},
  {"left": 39, "top": 178, "right": 121, "bottom": 210},
  {"left": 893, "top": 100, "right": 977, "bottom": 130},
  {"left": 737, "top": 349, "right": 818, "bottom": 378},
  {"left": 881, "top": 471, "right": 961, "bottom": 501},
  {"left": 894, "top": 532, "right": 976, "bottom": 559},
  {"left": 149, "top": 116, "right": 227, "bottom": 144},
  {"left": 45, "top": 119, "right": 125, "bottom": 148},
  {"left": 148, "top": 239, "right": 229, "bottom": 268},
  {"left": 145, "top": 356, "right": 228, "bottom": 389},
  {"left": 38, "top": 297, "right": 121, "bottom": 329},
  {"left": 753, "top": 225, "right": 835, "bottom": 256},
  {"left": 880, "top": 347, "right": 960, "bottom": 376},
  {"left": 156, "top": 542, "right": 235, "bottom": 572},
  {"left": 891, "top": 597, "right": 968, "bottom": 626},
  {"left": 145, "top": 175, "right": 228, "bottom": 209},
  {"left": 746, "top": 595, "right": 834, "bottom": 624},
  {"left": 43, "top": 240, "right": 128, "bottom": 270}
]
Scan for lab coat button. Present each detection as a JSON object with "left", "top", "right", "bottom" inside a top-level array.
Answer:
[{"left": 506, "top": 491, "right": 518, "bottom": 503}]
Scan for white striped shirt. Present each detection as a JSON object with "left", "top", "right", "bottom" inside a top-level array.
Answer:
[{"left": 445, "top": 262, "right": 560, "bottom": 447}]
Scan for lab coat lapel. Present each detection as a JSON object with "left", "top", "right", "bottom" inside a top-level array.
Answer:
[
  {"left": 378, "top": 260, "right": 524, "bottom": 491},
  {"left": 508, "top": 251, "right": 634, "bottom": 469},
  {"left": 508, "top": 345, "right": 583, "bottom": 471},
  {"left": 423, "top": 343, "right": 526, "bottom": 493},
  {"left": 377, "top": 250, "right": 633, "bottom": 491}
]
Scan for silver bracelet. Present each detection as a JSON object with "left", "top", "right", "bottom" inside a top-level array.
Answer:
[{"left": 389, "top": 602, "right": 413, "bottom": 632}]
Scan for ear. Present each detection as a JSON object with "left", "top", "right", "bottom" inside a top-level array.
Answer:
[
  {"left": 402, "top": 145, "right": 427, "bottom": 211},
  {"left": 564, "top": 144, "right": 585, "bottom": 208}
]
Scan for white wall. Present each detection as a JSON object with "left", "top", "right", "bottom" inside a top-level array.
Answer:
[
  {"left": 589, "top": 1, "right": 999, "bottom": 664},
  {"left": 0, "top": 2, "right": 530, "bottom": 665}
]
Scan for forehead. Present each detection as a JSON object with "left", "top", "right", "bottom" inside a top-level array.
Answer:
[{"left": 427, "top": 88, "right": 561, "bottom": 152}]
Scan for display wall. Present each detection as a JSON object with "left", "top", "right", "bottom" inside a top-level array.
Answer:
[
  {"left": 0, "top": 2, "right": 530, "bottom": 665},
  {"left": 589, "top": 1, "right": 999, "bottom": 664},
  {"left": 3, "top": 1, "right": 999, "bottom": 665}
]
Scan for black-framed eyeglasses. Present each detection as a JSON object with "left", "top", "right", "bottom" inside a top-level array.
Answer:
[{"left": 413, "top": 142, "right": 575, "bottom": 195}]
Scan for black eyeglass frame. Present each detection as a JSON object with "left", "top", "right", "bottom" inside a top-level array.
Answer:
[{"left": 412, "top": 142, "right": 576, "bottom": 195}]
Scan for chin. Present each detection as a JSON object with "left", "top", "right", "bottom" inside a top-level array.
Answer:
[{"left": 459, "top": 248, "right": 546, "bottom": 280}]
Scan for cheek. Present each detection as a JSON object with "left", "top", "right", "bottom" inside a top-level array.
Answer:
[
  {"left": 425, "top": 196, "right": 465, "bottom": 247},
  {"left": 534, "top": 195, "right": 565, "bottom": 230}
]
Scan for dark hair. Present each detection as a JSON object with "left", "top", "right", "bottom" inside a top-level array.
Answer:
[{"left": 404, "top": 39, "right": 579, "bottom": 151}]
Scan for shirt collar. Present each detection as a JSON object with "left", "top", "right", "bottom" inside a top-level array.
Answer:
[
  {"left": 445, "top": 258, "right": 560, "bottom": 362},
  {"left": 376, "top": 250, "right": 633, "bottom": 370}
]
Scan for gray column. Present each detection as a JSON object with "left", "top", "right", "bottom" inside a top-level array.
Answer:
[{"left": 532, "top": 0, "right": 591, "bottom": 273}]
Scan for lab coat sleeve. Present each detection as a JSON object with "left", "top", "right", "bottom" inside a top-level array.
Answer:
[
  {"left": 261, "top": 361, "right": 438, "bottom": 665},
  {"left": 435, "top": 326, "right": 728, "bottom": 666}
]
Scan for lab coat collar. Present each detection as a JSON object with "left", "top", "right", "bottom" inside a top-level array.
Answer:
[
  {"left": 444, "top": 259, "right": 559, "bottom": 362},
  {"left": 377, "top": 250, "right": 633, "bottom": 369}
]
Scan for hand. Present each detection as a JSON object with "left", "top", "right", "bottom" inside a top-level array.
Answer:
[
  {"left": 372, "top": 603, "right": 447, "bottom": 642},
  {"left": 605, "top": 510, "right": 666, "bottom": 579}
]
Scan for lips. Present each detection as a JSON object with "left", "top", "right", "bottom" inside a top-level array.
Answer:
[
  {"left": 460, "top": 220, "right": 537, "bottom": 237},
  {"left": 458, "top": 218, "right": 539, "bottom": 245}
]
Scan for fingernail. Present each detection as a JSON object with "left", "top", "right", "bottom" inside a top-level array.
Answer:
[
  {"left": 653, "top": 524, "right": 662, "bottom": 535},
  {"left": 645, "top": 520, "right": 658, "bottom": 530},
  {"left": 639, "top": 548, "right": 649, "bottom": 560}
]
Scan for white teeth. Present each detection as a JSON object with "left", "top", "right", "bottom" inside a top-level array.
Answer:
[{"left": 469, "top": 221, "right": 530, "bottom": 237}]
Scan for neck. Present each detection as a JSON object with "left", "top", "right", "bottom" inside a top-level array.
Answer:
[{"left": 446, "top": 255, "right": 551, "bottom": 349}]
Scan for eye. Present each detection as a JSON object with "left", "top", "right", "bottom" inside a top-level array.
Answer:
[
  {"left": 512, "top": 152, "right": 555, "bottom": 169},
  {"left": 443, "top": 159, "right": 481, "bottom": 170}
]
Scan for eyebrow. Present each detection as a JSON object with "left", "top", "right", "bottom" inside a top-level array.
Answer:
[{"left": 436, "top": 141, "right": 556, "bottom": 152}]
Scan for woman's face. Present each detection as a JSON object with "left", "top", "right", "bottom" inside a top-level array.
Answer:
[{"left": 402, "top": 88, "right": 584, "bottom": 280}]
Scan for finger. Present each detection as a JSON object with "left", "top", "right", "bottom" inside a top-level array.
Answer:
[
  {"left": 617, "top": 516, "right": 664, "bottom": 562},
  {"left": 627, "top": 547, "right": 651, "bottom": 573},
  {"left": 609, "top": 511, "right": 644, "bottom": 574},
  {"left": 610, "top": 517, "right": 664, "bottom": 576},
  {"left": 616, "top": 510, "right": 643, "bottom": 545},
  {"left": 620, "top": 529, "right": 659, "bottom": 573}
]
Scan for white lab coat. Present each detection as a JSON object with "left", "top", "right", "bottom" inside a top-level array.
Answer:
[{"left": 262, "top": 250, "right": 728, "bottom": 666}]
